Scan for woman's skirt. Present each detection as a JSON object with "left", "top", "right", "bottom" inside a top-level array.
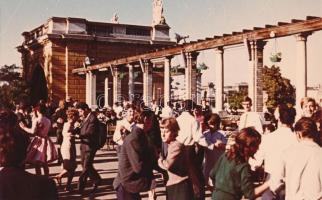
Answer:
[
  {"left": 166, "top": 179, "right": 194, "bottom": 200},
  {"left": 25, "top": 136, "right": 58, "bottom": 164}
]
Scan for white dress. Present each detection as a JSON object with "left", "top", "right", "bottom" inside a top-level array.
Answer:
[{"left": 60, "top": 121, "right": 77, "bottom": 170}]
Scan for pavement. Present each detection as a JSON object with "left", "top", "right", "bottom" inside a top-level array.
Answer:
[
  {"left": 25, "top": 139, "right": 168, "bottom": 200},
  {"left": 25, "top": 138, "right": 212, "bottom": 200}
]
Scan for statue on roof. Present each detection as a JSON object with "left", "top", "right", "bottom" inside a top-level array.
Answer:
[
  {"left": 111, "top": 13, "right": 119, "bottom": 24},
  {"left": 152, "top": 0, "right": 166, "bottom": 25}
]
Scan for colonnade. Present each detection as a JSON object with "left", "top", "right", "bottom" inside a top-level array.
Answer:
[{"left": 84, "top": 32, "right": 311, "bottom": 113}]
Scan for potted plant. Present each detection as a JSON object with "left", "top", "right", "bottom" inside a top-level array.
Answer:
[
  {"left": 270, "top": 52, "right": 282, "bottom": 63},
  {"left": 133, "top": 71, "right": 140, "bottom": 79},
  {"left": 118, "top": 72, "right": 126, "bottom": 79},
  {"left": 197, "top": 62, "right": 208, "bottom": 73}
]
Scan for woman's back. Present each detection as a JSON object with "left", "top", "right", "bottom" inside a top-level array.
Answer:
[
  {"left": 36, "top": 116, "right": 51, "bottom": 137},
  {"left": 210, "top": 154, "right": 255, "bottom": 200}
]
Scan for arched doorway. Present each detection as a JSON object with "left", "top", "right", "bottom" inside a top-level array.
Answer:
[{"left": 30, "top": 64, "right": 48, "bottom": 105}]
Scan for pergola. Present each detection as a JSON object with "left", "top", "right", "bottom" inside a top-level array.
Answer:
[{"left": 73, "top": 16, "right": 322, "bottom": 112}]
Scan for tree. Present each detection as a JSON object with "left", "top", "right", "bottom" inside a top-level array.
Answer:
[
  {"left": 262, "top": 65, "right": 295, "bottom": 110},
  {"left": 228, "top": 90, "right": 247, "bottom": 110},
  {"left": 0, "top": 64, "right": 30, "bottom": 109}
]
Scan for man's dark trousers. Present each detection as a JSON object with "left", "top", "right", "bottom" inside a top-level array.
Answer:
[{"left": 78, "top": 144, "right": 101, "bottom": 192}]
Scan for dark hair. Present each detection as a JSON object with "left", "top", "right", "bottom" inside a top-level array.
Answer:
[
  {"left": 0, "top": 110, "right": 29, "bottom": 167},
  {"left": 226, "top": 127, "right": 261, "bottom": 164},
  {"left": 242, "top": 96, "right": 252, "bottom": 104},
  {"left": 124, "top": 103, "right": 136, "bottom": 111},
  {"left": 76, "top": 102, "right": 89, "bottom": 110},
  {"left": 294, "top": 117, "right": 319, "bottom": 142},
  {"left": 278, "top": 104, "right": 296, "bottom": 126},
  {"left": 208, "top": 113, "right": 221, "bottom": 127},
  {"left": 183, "top": 99, "right": 197, "bottom": 111},
  {"left": 38, "top": 103, "right": 47, "bottom": 115}
]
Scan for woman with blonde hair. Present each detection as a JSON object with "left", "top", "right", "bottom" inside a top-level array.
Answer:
[{"left": 158, "top": 117, "right": 193, "bottom": 200}]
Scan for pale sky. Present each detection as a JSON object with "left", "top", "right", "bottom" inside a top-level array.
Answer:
[{"left": 0, "top": 0, "right": 322, "bottom": 86}]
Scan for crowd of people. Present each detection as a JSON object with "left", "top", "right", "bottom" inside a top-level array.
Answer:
[{"left": 0, "top": 95, "right": 321, "bottom": 200}]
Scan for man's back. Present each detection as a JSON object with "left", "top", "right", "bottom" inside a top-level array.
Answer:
[
  {"left": 113, "top": 126, "right": 153, "bottom": 193},
  {"left": 80, "top": 112, "right": 99, "bottom": 149},
  {"left": 253, "top": 126, "right": 297, "bottom": 174},
  {"left": 270, "top": 141, "right": 322, "bottom": 200},
  {"left": 0, "top": 167, "right": 58, "bottom": 200}
]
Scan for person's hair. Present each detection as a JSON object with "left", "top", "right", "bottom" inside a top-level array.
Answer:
[
  {"left": 76, "top": 102, "right": 89, "bottom": 110},
  {"left": 277, "top": 104, "right": 296, "bottom": 126},
  {"left": 294, "top": 117, "right": 319, "bottom": 141},
  {"left": 124, "top": 103, "right": 136, "bottom": 111},
  {"left": 37, "top": 103, "right": 47, "bottom": 115},
  {"left": 160, "top": 117, "right": 180, "bottom": 137},
  {"left": 226, "top": 127, "right": 261, "bottom": 164},
  {"left": 242, "top": 96, "right": 252, "bottom": 104},
  {"left": 58, "top": 99, "right": 67, "bottom": 109},
  {"left": 66, "top": 108, "right": 79, "bottom": 120},
  {"left": 133, "top": 109, "right": 146, "bottom": 124},
  {"left": 183, "top": 99, "right": 197, "bottom": 111},
  {"left": 0, "top": 110, "right": 28, "bottom": 167},
  {"left": 312, "top": 110, "right": 322, "bottom": 129},
  {"left": 208, "top": 113, "right": 221, "bottom": 127},
  {"left": 300, "top": 97, "right": 316, "bottom": 109}
]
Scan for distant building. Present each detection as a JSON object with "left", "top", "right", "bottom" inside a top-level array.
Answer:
[{"left": 17, "top": 17, "right": 174, "bottom": 105}]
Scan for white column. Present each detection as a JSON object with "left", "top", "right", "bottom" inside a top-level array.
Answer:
[
  {"left": 104, "top": 76, "right": 109, "bottom": 107},
  {"left": 89, "top": 71, "right": 97, "bottom": 109},
  {"left": 295, "top": 33, "right": 310, "bottom": 113},
  {"left": 185, "top": 53, "right": 191, "bottom": 100},
  {"left": 128, "top": 64, "right": 134, "bottom": 102},
  {"left": 164, "top": 56, "right": 172, "bottom": 105},
  {"left": 113, "top": 68, "right": 121, "bottom": 103},
  {"left": 65, "top": 46, "right": 69, "bottom": 98},
  {"left": 214, "top": 47, "right": 224, "bottom": 112},
  {"left": 143, "top": 60, "right": 153, "bottom": 107},
  {"left": 85, "top": 72, "right": 90, "bottom": 105}
]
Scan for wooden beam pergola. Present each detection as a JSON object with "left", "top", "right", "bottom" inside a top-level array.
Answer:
[{"left": 73, "top": 16, "right": 322, "bottom": 74}]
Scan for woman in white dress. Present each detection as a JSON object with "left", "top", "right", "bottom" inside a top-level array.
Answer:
[{"left": 54, "top": 108, "right": 79, "bottom": 191}]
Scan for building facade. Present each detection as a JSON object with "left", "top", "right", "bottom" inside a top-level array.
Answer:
[{"left": 17, "top": 17, "right": 174, "bottom": 105}]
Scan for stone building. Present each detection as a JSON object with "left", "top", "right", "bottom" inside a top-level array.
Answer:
[{"left": 17, "top": 17, "right": 174, "bottom": 105}]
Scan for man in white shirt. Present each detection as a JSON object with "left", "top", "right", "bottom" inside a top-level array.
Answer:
[
  {"left": 176, "top": 100, "right": 205, "bottom": 200},
  {"left": 113, "top": 105, "right": 135, "bottom": 147},
  {"left": 160, "top": 101, "right": 174, "bottom": 120},
  {"left": 250, "top": 104, "right": 297, "bottom": 200},
  {"left": 113, "top": 102, "right": 123, "bottom": 119},
  {"left": 238, "top": 96, "right": 264, "bottom": 134},
  {"left": 269, "top": 117, "right": 322, "bottom": 200}
]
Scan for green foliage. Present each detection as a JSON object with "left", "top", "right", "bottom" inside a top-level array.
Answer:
[
  {"left": 262, "top": 65, "right": 295, "bottom": 110},
  {"left": 228, "top": 90, "right": 247, "bottom": 109},
  {"left": 0, "top": 64, "right": 30, "bottom": 109}
]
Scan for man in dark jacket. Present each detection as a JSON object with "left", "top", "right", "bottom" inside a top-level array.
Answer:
[
  {"left": 113, "top": 114, "right": 153, "bottom": 200},
  {"left": 76, "top": 102, "right": 102, "bottom": 194}
]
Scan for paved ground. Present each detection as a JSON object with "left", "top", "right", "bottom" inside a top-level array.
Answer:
[{"left": 26, "top": 139, "right": 212, "bottom": 200}]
